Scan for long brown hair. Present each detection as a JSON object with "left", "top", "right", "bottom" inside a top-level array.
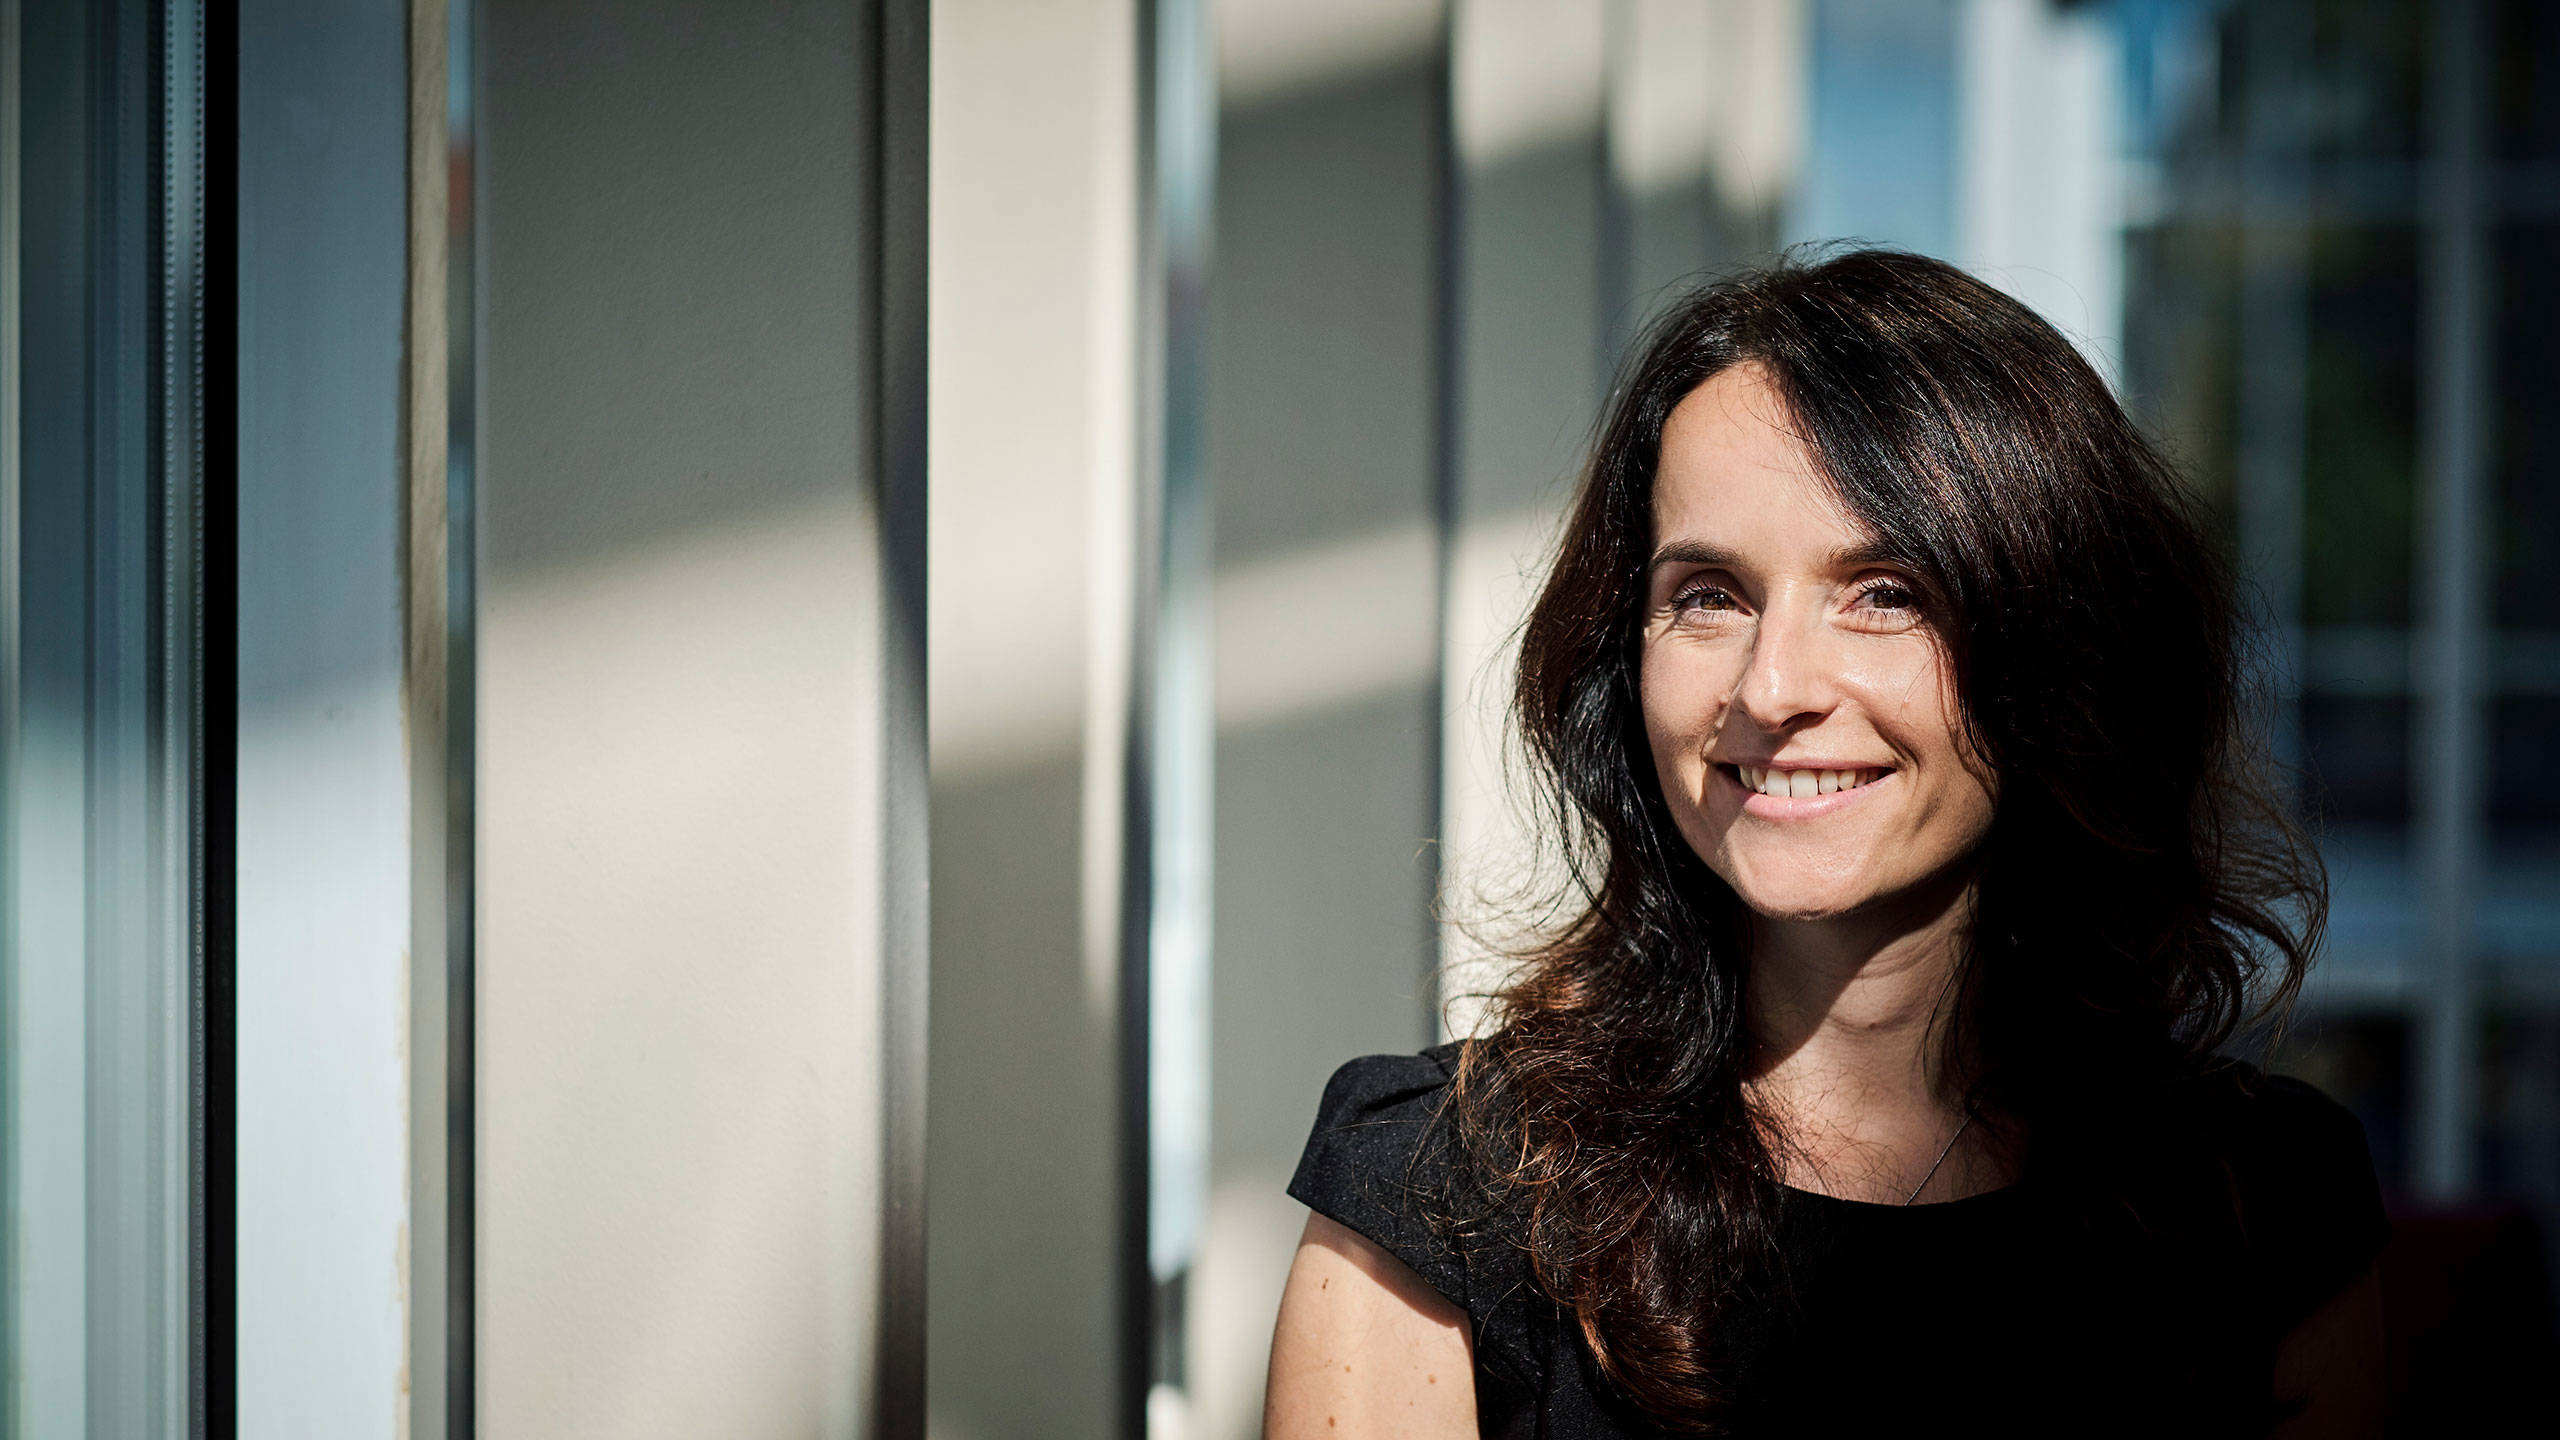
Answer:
[{"left": 1448, "top": 249, "right": 2324, "bottom": 1430}]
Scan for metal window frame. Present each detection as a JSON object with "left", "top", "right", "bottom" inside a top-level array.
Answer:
[
  {"left": 1130, "top": 0, "right": 1215, "bottom": 1429},
  {"left": 406, "top": 0, "right": 478, "bottom": 1434},
  {"left": 2, "top": 0, "right": 224, "bottom": 1432},
  {"left": 2132, "top": 0, "right": 2517, "bottom": 1197}
]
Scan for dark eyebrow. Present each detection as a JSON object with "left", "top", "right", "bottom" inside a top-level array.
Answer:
[
  {"left": 1647, "top": 539, "right": 1744, "bottom": 571},
  {"left": 1646, "top": 538, "right": 1911, "bottom": 572},
  {"left": 1826, "top": 540, "right": 1910, "bottom": 571}
]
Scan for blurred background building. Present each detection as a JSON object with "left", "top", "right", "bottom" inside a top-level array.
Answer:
[{"left": 4, "top": 0, "right": 2553, "bottom": 1437}]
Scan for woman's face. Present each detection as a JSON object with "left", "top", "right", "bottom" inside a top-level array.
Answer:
[{"left": 1638, "top": 364, "right": 1997, "bottom": 922}]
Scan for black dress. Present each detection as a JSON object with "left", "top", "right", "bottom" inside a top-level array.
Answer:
[{"left": 1288, "top": 1042, "right": 2389, "bottom": 1438}]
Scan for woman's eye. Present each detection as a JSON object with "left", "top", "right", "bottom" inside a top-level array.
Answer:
[
  {"left": 1851, "top": 578, "right": 1925, "bottom": 621},
  {"left": 1672, "top": 584, "right": 1737, "bottom": 614}
]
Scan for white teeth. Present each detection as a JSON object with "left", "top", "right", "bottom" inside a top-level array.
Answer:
[{"left": 1738, "top": 765, "right": 1886, "bottom": 798}]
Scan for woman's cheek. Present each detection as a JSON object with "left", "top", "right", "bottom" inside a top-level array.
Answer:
[
  {"left": 1643, "top": 707, "right": 1712, "bottom": 806},
  {"left": 1642, "top": 715, "right": 1698, "bottom": 813},
  {"left": 1644, "top": 643, "right": 1728, "bottom": 729}
]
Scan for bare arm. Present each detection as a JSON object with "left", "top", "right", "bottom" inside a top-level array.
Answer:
[
  {"left": 1264, "top": 1212, "right": 1477, "bottom": 1439},
  {"left": 2268, "top": 1263, "right": 2385, "bottom": 1440}
]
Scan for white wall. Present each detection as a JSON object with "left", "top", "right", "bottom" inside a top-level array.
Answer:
[{"left": 476, "top": 2, "right": 900, "bottom": 1434}]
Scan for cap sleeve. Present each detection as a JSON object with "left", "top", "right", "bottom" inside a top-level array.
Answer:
[
  {"left": 1287, "top": 1047, "right": 1473, "bottom": 1303},
  {"left": 2221, "top": 1072, "right": 2393, "bottom": 1336},
  {"left": 1286, "top": 1043, "right": 1545, "bottom": 1385}
]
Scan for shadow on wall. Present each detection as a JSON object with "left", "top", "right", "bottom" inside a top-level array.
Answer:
[
  {"left": 1193, "top": 48, "right": 1450, "bottom": 1440},
  {"left": 473, "top": 1, "right": 894, "bottom": 1434}
]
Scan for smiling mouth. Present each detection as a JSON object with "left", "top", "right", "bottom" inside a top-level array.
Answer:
[{"left": 1723, "top": 764, "right": 1892, "bottom": 799}]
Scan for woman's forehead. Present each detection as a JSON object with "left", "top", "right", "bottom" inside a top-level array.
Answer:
[
  {"left": 1659, "top": 370, "right": 1821, "bottom": 487},
  {"left": 1652, "top": 373, "right": 1863, "bottom": 549}
]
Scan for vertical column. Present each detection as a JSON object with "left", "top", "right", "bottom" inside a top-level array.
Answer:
[
  {"left": 1137, "top": 0, "right": 1215, "bottom": 1432},
  {"left": 924, "top": 2, "right": 1136, "bottom": 1436},
  {"left": 1193, "top": 2, "right": 1448, "bottom": 1435},
  {"left": 2237, "top": 1, "right": 2310, "bottom": 787},
  {"left": 2416, "top": 0, "right": 2492, "bottom": 1201},
  {"left": 1953, "top": 0, "right": 2124, "bottom": 377},
  {"left": 404, "top": 0, "right": 473, "bottom": 1433},
  {"left": 875, "top": 4, "right": 931, "bottom": 1433},
  {"left": 1440, "top": 0, "right": 1608, "bottom": 1040},
  {"left": 476, "top": 1, "right": 916, "bottom": 1433},
  {"left": 1602, "top": 0, "right": 1801, "bottom": 340}
]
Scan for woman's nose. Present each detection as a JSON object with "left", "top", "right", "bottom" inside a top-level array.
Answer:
[{"left": 1732, "top": 607, "right": 1840, "bottom": 733}]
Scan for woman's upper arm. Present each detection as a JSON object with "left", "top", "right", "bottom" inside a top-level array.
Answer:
[
  {"left": 2268, "top": 1262, "right": 2385, "bottom": 1440},
  {"left": 1265, "top": 1212, "right": 1477, "bottom": 1439}
]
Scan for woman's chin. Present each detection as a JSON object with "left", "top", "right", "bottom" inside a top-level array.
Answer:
[
  {"left": 1722, "top": 856, "right": 1974, "bottom": 930},
  {"left": 1726, "top": 878, "right": 1877, "bottom": 923}
]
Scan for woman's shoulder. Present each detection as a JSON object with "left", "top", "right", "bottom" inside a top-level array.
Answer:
[
  {"left": 2166, "top": 1057, "right": 2382, "bottom": 1195},
  {"left": 1287, "top": 1041, "right": 1477, "bottom": 1249},
  {"left": 1306, "top": 1041, "right": 1468, "bottom": 1133},
  {"left": 2157, "top": 1058, "right": 2393, "bottom": 1331},
  {"left": 1286, "top": 1040, "right": 1550, "bottom": 1382}
]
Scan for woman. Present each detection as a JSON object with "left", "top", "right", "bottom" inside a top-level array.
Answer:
[{"left": 1265, "top": 250, "right": 2387, "bottom": 1438}]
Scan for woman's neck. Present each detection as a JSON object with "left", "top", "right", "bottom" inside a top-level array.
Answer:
[{"left": 1740, "top": 869, "right": 2002, "bottom": 1200}]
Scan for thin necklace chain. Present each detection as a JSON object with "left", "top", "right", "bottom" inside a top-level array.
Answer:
[{"left": 1903, "top": 1108, "right": 1976, "bottom": 1205}]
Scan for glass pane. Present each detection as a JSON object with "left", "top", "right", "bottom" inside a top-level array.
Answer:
[
  {"left": 2481, "top": 1010, "right": 2560, "bottom": 1198},
  {"left": 3, "top": 0, "right": 208, "bottom": 1431},
  {"left": 2494, "top": 224, "right": 2560, "bottom": 630},
  {"left": 2490, "top": 697, "right": 2560, "bottom": 833},
  {"left": 2493, "top": 0, "right": 2560, "bottom": 163},
  {"left": 2276, "top": 1010, "right": 2413, "bottom": 1190},
  {"left": 2122, "top": 223, "right": 2245, "bottom": 539},
  {"left": 2304, "top": 693, "right": 2413, "bottom": 826},
  {"left": 2303, "top": 224, "right": 2420, "bottom": 628},
  {"left": 2194, "top": 0, "right": 2264, "bottom": 161},
  {"left": 2304, "top": 0, "right": 2428, "bottom": 166}
]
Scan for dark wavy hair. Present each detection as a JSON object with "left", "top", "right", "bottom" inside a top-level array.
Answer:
[{"left": 1446, "top": 248, "right": 2325, "bottom": 1431}]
